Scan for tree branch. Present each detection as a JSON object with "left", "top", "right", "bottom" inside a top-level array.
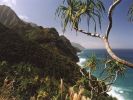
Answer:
[
  {"left": 106, "top": 0, "right": 121, "bottom": 39},
  {"left": 103, "top": 37, "right": 133, "bottom": 68},
  {"left": 74, "top": 28, "right": 103, "bottom": 38},
  {"left": 103, "top": 0, "right": 133, "bottom": 68},
  {"left": 72, "top": 0, "right": 133, "bottom": 68}
]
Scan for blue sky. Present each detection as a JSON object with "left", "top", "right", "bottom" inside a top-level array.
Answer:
[{"left": 0, "top": 0, "right": 133, "bottom": 49}]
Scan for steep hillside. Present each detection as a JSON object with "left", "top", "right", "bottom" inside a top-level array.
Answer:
[
  {"left": 71, "top": 42, "right": 85, "bottom": 51},
  {"left": 0, "top": 5, "right": 116, "bottom": 100},
  {"left": 0, "top": 5, "right": 79, "bottom": 62},
  {"left": 0, "top": 23, "right": 80, "bottom": 83},
  {"left": 0, "top": 5, "right": 80, "bottom": 83},
  {"left": 0, "top": 23, "right": 81, "bottom": 99},
  {"left": 0, "top": 5, "right": 25, "bottom": 28}
]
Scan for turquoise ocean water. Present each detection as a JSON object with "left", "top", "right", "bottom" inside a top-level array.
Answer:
[{"left": 77, "top": 49, "right": 133, "bottom": 100}]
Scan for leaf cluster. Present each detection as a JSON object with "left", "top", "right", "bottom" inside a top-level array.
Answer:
[{"left": 56, "top": 0, "right": 106, "bottom": 32}]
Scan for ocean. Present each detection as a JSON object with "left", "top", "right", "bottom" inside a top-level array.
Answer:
[{"left": 77, "top": 49, "right": 133, "bottom": 100}]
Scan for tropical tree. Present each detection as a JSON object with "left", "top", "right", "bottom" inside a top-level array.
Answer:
[{"left": 56, "top": 0, "right": 133, "bottom": 68}]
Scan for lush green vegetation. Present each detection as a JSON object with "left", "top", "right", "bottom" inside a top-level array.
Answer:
[
  {"left": 1, "top": 0, "right": 132, "bottom": 99},
  {"left": 0, "top": 21, "right": 119, "bottom": 99},
  {"left": 0, "top": 61, "right": 118, "bottom": 100},
  {"left": 0, "top": 21, "right": 81, "bottom": 99}
]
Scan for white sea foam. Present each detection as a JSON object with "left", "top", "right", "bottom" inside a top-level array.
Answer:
[
  {"left": 77, "top": 50, "right": 133, "bottom": 100},
  {"left": 78, "top": 57, "right": 128, "bottom": 100},
  {"left": 107, "top": 86, "right": 125, "bottom": 100},
  {"left": 77, "top": 57, "right": 86, "bottom": 66},
  {"left": 78, "top": 58, "right": 126, "bottom": 100}
]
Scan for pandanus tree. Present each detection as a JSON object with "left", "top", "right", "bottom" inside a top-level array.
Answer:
[{"left": 56, "top": 0, "right": 133, "bottom": 68}]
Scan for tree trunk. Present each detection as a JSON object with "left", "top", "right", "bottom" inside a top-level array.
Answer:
[{"left": 102, "top": 37, "right": 133, "bottom": 68}]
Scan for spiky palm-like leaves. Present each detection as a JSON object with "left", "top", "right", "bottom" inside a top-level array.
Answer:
[
  {"left": 105, "top": 60, "right": 126, "bottom": 77},
  {"left": 100, "top": 59, "right": 126, "bottom": 84},
  {"left": 83, "top": 54, "right": 97, "bottom": 72},
  {"left": 56, "top": 0, "right": 105, "bottom": 32}
]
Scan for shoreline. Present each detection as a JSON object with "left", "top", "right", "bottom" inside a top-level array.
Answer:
[
  {"left": 107, "top": 86, "right": 125, "bottom": 100},
  {"left": 77, "top": 53, "right": 126, "bottom": 100}
]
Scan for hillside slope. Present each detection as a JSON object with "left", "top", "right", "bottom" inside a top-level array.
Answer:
[
  {"left": 0, "top": 5, "right": 81, "bottom": 82},
  {"left": 71, "top": 42, "right": 85, "bottom": 51}
]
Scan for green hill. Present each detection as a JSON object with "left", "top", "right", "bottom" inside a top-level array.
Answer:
[{"left": 0, "top": 5, "right": 116, "bottom": 100}]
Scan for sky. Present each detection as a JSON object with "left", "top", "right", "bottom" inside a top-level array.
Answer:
[{"left": 0, "top": 0, "right": 133, "bottom": 49}]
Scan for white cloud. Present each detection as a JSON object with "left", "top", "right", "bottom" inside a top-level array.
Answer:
[
  {"left": 0, "top": 0, "right": 29, "bottom": 22},
  {"left": 0, "top": 0, "right": 16, "bottom": 8},
  {"left": 19, "top": 15, "right": 29, "bottom": 21}
]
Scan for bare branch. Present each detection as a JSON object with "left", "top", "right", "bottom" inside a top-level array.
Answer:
[
  {"left": 106, "top": 0, "right": 121, "bottom": 39},
  {"left": 103, "top": 37, "right": 133, "bottom": 68},
  {"left": 65, "top": 0, "right": 133, "bottom": 68},
  {"left": 103, "top": 0, "right": 133, "bottom": 68},
  {"left": 102, "top": 74, "right": 115, "bottom": 82},
  {"left": 74, "top": 28, "right": 103, "bottom": 38}
]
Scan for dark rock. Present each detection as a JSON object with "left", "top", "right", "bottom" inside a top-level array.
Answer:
[
  {"left": 0, "top": 5, "right": 25, "bottom": 28},
  {"left": 57, "top": 35, "right": 79, "bottom": 62},
  {"left": 71, "top": 42, "right": 85, "bottom": 52}
]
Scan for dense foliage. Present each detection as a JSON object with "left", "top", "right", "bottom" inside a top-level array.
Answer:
[
  {"left": 0, "top": 61, "right": 118, "bottom": 100},
  {"left": 0, "top": 4, "right": 122, "bottom": 100},
  {"left": 0, "top": 22, "right": 119, "bottom": 100}
]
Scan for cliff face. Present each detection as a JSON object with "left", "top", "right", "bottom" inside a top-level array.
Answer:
[
  {"left": 0, "top": 5, "right": 115, "bottom": 100},
  {"left": 0, "top": 5, "right": 80, "bottom": 83},
  {"left": 71, "top": 42, "right": 85, "bottom": 52},
  {"left": 0, "top": 5, "right": 25, "bottom": 28},
  {"left": 26, "top": 27, "right": 79, "bottom": 62},
  {"left": 0, "top": 5, "right": 79, "bottom": 62}
]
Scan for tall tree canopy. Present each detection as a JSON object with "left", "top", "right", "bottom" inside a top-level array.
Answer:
[{"left": 57, "top": 0, "right": 133, "bottom": 68}]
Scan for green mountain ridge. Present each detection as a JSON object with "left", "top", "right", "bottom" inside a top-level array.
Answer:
[
  {"left": 0, "top": 5, "right": 116, "bottom": 100},
  {"left": 0, "top": 5, "right": 81, "bottom": 83},
  {"left": 0, "top": 5, "right": 25, "bottom": 28},
  {"left": 71, "top": 42, "right": 85, "bottom": 51},
  {"left": 0, "top": 5, "right": 79, "bottom": 62}
]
